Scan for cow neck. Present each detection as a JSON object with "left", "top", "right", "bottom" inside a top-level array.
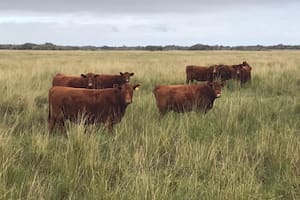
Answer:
[
  {"left": 200, "top": 84, "right": 216, "bottom": 99},
  {"left": 115, "top": 88, "right": 128, "bottom": 109}
]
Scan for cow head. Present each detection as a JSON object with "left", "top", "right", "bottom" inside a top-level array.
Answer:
[
  {"left": 207, "top": 81, "right": 222, "bottom": 98},
  {"left": 115, "top": 83, "right": 140, "bottom": 105},
  {"left": 81, "top": 73, "right": 99, "bottom": 89},
  {"left": 120, "top": 72, "right": 134, "bottom": 83},
  {"left": 231, "top": 64, "right": 243, "bottom": 77},
  {"left": 242, "top": 61, "right": 252, "bottom": 71},
  {"left": 211, "top": 65, "right": 219, "bottom": 77},
  {"left": 207, "top": 65, "right": 219, "bottom": 81},
  {"left": 218, "top": 65, "right": 233, "bottom": 81}
]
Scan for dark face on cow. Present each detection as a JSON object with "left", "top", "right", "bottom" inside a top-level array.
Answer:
[
  {"left": 120, "top": 72, "right": 134, "bottom": 83},
  {"left": 116, "top": 83, "right": 140, "bottom": 105},
  {"left": 212, "top": 65, "right": 219, "bottom": 76},
  {"left": 208, "top": 82, "right": 222, "bottom": 98},
  {"left": 81, "top": 73, "right": 98, "bottom": 89},
  {"left": 232, "top": 65, "right": 242, "bottom": 76}
]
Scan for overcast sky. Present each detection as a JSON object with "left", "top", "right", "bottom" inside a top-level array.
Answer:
[{"left": 0, "top": 0, "right": 299, "bottom": 46}]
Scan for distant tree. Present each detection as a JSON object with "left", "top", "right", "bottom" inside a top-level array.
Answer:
[
  {"left": 145, "top": 46, "right": 163, "bottom": 51},
  {"left": 20, "top": 43, "right": 36, "bottom": 50}
]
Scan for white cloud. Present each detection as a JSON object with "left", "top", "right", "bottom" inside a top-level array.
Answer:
[{"left": 0, "top": 2, "right": 299, "bottom": 45}]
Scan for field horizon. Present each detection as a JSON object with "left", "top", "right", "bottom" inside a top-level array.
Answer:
[{"left": 0, "top": 50, "right": 299, "bottom": 199}]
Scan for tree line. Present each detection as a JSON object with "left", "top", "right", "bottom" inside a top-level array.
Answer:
[{"left": 0, "top": 43, "right": 299, "bottom": 51}]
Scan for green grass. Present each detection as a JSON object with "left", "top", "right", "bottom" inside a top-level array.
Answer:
[{"left": 0, "top": 50, "right": 299, "bottom": 199}]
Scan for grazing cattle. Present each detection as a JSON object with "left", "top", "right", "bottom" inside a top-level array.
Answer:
[
  {"left": 48, "top": 83, "right": 140, "bottom": 134},
  {"left": 52, "top": 73, "right": 99, "bottom": 89},
  {"left": 186, "top": 65, "right": 216, "bottom": 83},
  {"left": 153, "top": 81, "right": 222, "bottom": 115},
  {"left": 96, "top": 72, "right": 134, "bottom": 88}
]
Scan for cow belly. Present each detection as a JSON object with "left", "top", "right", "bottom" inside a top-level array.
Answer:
[{"left": 59, "top": 99, "right": 124, "bottom": 124}]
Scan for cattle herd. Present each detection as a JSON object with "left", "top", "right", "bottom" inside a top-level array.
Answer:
[{"left": 48, "top": 61, "right": 252, "bottom": 134}]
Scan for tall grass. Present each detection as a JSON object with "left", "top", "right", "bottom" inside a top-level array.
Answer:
[{"left": 0, "top": 50, "right": 299, "bottom": 199}]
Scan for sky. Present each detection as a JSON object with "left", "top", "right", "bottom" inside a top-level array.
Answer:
[{"left": 0, "top": 0, "right": 299, "bottom": 46}]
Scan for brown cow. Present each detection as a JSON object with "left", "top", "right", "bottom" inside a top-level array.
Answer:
[
  {"left": 52, "top": 73, "right": 99, "bottom": 89},
  {"left": 96, "top": 72, "right": 134, "bottom": 88},
  {"left": 232, "top": 61, "right": 252, "bottom": 85},
  {"left": 241, "top": 61, "right": 252, "bottom": 83},
  {"left": 48, "top": 83, "right": 140, "bottom": 134},
  {"left": 212, "top": 64, "right": 233, "bottom": 82},
  {"left": 186, "top": 65, "right": 217, "bottom": 83},
  {"left": 153, "top": 81, "right": 222, "bottom": 115}
]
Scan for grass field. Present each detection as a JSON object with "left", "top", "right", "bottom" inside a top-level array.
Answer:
[{"left": 0, "top": 50, "right": 299, "bottom": 199}]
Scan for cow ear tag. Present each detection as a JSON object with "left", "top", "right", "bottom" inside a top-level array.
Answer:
[{"left": 134, "top": 84, "right": 140, "bottom": 91}]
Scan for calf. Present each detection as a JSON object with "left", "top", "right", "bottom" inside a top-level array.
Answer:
[
  {"left": 96, "top": 72, "right": 134, "bottom": 88},
  {"left": 48, "top": 83, "right": 140, "bottom": 134},
  {"left": 153, "top": 81, "right": 222, "bottom": 115},
  {"left": 52, "top": 73, "right": 99, "bottom": 89}
]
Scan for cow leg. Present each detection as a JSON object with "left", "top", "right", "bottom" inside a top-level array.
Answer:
[
  {"left": 247, "top": 74, "right": 251, "bottom": 83},
  {"left": 240, "top": 79, "right": 246, "bottom": 86},
  {"left": 104, "top": 118, "right": 114, "bottom": 134},
  {"left": 158, "top": 108, "right": 167, "bottom": 115},
  {"left": 48, "top": 118, "right": 56, "bottom": 134},
  {"left": 55, "top": 118, "right": 66, "bottom": 136},
  {"left": 186, "top": 75, "right": 190, "bottom": 84}
]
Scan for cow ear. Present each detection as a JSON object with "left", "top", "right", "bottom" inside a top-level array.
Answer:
[
  {"left": 221, "top": 81, "right": 225, "bottom": 87},
  {"left": 94, "top": 74, "right": 99, "bottom": 78},
  {"left": 133, "top": 84, "right": 140, "bottom": 91},
  {"left": 120, "top": 72, "right": 124, "bottom": 76},
  {"left": 130, "top": 73, "right": 134, "bottom": 76},
  {"left": 81, "top": 74, "right": 87, "bottom": 78}
]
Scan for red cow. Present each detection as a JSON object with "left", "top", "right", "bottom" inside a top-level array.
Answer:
[
  {"left": 153, "top": 81, "right": 222, "bottom": 115},
  {"left": 232, "top": 61, "right": 252, "bottom": 85},
  {"left": 212, "top": 64, "right": 234, "bottom": 82},
  {"left": 96, "top": 72, "right": 134, "bottom": 88},
  {"left": 52, "top": 73, "right": 99, "bottom": 89},
  {"left": 186, "top": 65, "right": 217, "bottom": 83},
  {"left": 48, "top": 83, "right": 140, "bottom": 134}
]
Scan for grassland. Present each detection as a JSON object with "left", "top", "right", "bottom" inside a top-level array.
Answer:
[{"left": 0, "top": 50, "right": 299, "bottom": 199}]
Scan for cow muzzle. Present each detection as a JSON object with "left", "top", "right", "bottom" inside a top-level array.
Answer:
[
  {"left": 216, "top": 93, "right": 221, "bottom": 98},
  {"left": 125, "top": 98, "right": 132, "bottom": 104}
]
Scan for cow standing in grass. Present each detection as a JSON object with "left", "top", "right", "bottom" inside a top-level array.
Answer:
[
  {"left": 96, "top": 72, "right": 134, "bottom": 88},
  {"left": 48, "top": 83, "right": 140, "bottom": 134},
  {"left": 52, "top": 73, "right": 99, "bottom": 89},
  {"left": 153, "top": 81, "right": 222, "bottom": 115},
  {"left": 186, "top": 65, "right": 217, "bottom": 83},
  {"left": 240, "top": 61, "right": 252, "bottom": 84},
  {"left": 231, "top": 61, "right": 252, "bottom": 85}
]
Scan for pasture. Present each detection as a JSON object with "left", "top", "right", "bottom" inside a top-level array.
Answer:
[{"left": 0, "top": 50, "right": 299, "bottom": 199}]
